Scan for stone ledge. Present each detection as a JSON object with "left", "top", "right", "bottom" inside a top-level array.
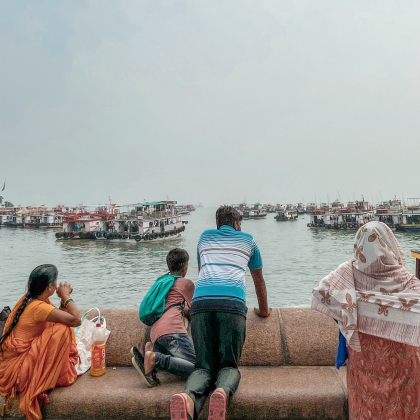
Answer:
[
  {"left": 1, "top": 366, "right": 348, "bottom": 420},
  {"left": 82, "top": 308, "right": 338, "bottom": 367}
]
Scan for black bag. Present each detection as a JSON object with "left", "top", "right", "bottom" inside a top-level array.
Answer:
[{"left": 0, "top": 306, "right": 11, "bottom": 337}]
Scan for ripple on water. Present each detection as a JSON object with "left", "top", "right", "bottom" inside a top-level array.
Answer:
[{"left": 0, "top": 210, "right": 418, "bottom": 309}]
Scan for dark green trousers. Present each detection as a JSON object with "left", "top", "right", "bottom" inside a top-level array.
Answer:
[{"left": 185, "top": 311, "right": 246, "bottom": 418}]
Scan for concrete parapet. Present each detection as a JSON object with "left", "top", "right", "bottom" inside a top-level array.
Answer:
[{"left": 0, "top": 308, "right": 346, "bottom": 419}]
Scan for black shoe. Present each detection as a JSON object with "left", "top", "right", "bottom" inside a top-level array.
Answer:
[{"left": 130, "top": 347, "right": 160, "bottom": 387}]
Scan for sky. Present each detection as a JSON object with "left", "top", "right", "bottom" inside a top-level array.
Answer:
[{"left": 1, "top": 0, "right": 419, "bottom": 207}]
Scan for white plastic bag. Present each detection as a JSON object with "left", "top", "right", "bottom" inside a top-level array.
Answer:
[{"left": 74, "top": 308, "right": 111, "bottom": 376}]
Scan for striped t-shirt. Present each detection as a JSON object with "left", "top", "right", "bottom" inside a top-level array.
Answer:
[{"left": 191, "top": 225, "right": 263, "bottom": 316}]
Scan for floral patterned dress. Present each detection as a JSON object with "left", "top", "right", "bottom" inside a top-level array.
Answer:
[{"left": 348, "top": 332, "right": 420, "bottom": 420}]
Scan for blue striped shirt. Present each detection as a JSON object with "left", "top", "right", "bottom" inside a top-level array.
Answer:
[{"left": 193, "top": 225, "right": 263, "bottom": 304}]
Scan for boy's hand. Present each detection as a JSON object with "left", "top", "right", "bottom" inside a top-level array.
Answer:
[{"left": 254, "top": 307, "right": 272, "bottom": 318}]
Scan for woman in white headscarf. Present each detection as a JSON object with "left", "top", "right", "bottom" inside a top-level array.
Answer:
[{"left": 311, "top": 221, "right": 420, "bottom": 420}]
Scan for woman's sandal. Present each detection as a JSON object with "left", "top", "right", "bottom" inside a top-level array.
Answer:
[
  {"left": 38, "top": 392, "right": 50, "bottom": 404},
  {"left": 208, "top": 390, "right": 227, "bottom": 420},
  {"left": 170, "top": 393, "right": 192, "bottom": 420}
]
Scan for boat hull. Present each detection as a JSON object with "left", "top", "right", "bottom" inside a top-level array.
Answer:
[
  {"left": 56, "top": 233, "right": 182, "bottom": 242},
  {"left": 395, "top": 224, "right": 420, "bottom": 233}
]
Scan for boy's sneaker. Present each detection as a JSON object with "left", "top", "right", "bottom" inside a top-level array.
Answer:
[
  {"left": 208, "top": 390, "right": 227, "bottom": 420},
  {"left": 130, "top": 346, "right": 160, "bottom": 387}
]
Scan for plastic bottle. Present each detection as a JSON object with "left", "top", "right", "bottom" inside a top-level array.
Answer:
[{"left": 91, "top": 322, "right": 106, "bottom": 376}]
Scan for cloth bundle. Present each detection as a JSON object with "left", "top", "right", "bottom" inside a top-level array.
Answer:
[{"left": 74, "top": 308, "right": 111, "bottom": 375}]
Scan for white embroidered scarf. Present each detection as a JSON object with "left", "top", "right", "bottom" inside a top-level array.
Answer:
[{"left": 311, "top": 221, "right": 420, "bottom": 351}]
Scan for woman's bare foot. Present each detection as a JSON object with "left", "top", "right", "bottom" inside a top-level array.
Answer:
[
  {"left": 38, "top": 392, "right": 50, "bottom": 404},
  {"left": 144, "top": 351, "right": 156, "bottom": 375},
  {"left": 145, "top": 341, "right": 153, "bottom": 353}
]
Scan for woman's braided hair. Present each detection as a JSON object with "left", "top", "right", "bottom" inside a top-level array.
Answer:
[{"left": 0, "top": 264, "right": 58, "bottom": 352}]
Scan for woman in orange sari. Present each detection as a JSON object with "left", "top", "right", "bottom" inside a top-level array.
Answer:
[{"left": 0, "top": 264, "right": 81, "bottom": 420}]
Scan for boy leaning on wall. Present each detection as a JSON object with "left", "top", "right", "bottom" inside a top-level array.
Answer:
[{"left": 131, "top": 248, "right": 196, "bottom": 387}]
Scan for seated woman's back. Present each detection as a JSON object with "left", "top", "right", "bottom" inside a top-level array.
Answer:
[
  {"left": 0, "top": 264, "right": 81, "bottom": 420},
  {"left": 13, "top": 299, "right": 56, "bottom": 340}
]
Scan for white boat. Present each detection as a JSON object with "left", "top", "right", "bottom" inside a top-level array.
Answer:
[
  {"left": 307, "top": 197, "right": 375, "bottom": 229},
  {"left": 274, "top": 209, "right": 298, "bottom": 221},
  {"left": 395, "top": 198, "right": 420, "bottom": 233},
  {"left": 55, "top": 201, "right": 186, "bottom": 242},
  {"left": 233, "top": 203, "right": 267, "bottom": 219},
  {"left": 375, "top": 197, "right": 404, "bottom": 229}
]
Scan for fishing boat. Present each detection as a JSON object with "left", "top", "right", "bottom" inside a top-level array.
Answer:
[
  {"left": 307, "top": 197, "right": 375, "bottom": 230},
  {"left": 262, "top": 204, "right": 276, "bottom": 213},
  {"left": 175, "top": 205, "right": 191, "bottom": 215},
  {"left": 274, "top": 209, "right": 298, "bottom": 221},
  {"left": 305, "top": 203, "right": 317, "bottom": 213},
  {"left": 395, "top": 198, "right": 420, "bottom": 233},
  {"left": 297, "top": 203, "right": 305, "bottom": 214},
  {"left": 234, "top": 203, "right": 267, "bottom": 219},
  {"left": 0, "top": 206, "right": 19, "bottom": 226},
  {"left": 375, "top": 197, "right": 404, "bottom": 229},
  {"left": 3, "top": 206, "right": 63, "bottom": 228},
  {"left": 55, "top": 201, "right": 186, "bottom": 242}
]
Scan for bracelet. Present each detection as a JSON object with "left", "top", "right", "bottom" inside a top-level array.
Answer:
[{"left": 60, "top": 298, "right": 74, "bottom": 308}]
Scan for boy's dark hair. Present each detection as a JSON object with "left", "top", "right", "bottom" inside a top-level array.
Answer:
[
  {"left": 166, "top": 248, "right": 189, "bottom": 275},
  {"left": 216, "top": 206, "right": 242, "bottom": 229}
]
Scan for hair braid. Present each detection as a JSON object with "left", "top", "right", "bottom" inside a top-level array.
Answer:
[
  {"left": 0, "top": 293, "right": 32, "bottom": 352},
  {"left": 0, "top": 264, "right": 58, "bottom": 353}
]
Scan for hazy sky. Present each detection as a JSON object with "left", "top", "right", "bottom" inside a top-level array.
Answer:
[{"left": 1, "top": 1, "right": 419, "bottom": 207}]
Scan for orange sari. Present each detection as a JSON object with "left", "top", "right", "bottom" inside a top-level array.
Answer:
[{"left": 0, "top": 296, "right": 78, "bottom": 420}]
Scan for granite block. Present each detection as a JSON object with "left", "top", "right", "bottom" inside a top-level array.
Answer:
[
  {"left": 280, "top": 308, "right": 338, "bottom": 366},
  {"left": 240, "top": 308, "right": 284, "bottom": 366}
]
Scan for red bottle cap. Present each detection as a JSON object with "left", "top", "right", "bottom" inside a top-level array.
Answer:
[{"left": 96, "top": 322, "right": 101, "bottom": 327}]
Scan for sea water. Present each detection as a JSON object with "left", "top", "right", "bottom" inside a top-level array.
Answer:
[{"left": 0, "top": 207, "right": 418, "bottom": 310}]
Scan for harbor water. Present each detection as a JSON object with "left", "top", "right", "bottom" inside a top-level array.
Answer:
[{"left": 0, "top": 207, "right": 418, "bottom": 310}]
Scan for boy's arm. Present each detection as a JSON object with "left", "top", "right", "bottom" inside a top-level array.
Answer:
[
  {"left": 250, "top": 268, "right": 271, "bottom": 317},
  {"left": 181, "top": 279, "right": 195, "bottom": 316}
]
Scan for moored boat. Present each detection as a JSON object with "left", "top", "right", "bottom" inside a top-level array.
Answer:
[
  {"left": 307, "top": 197, "right": 375, "bottom": 230},
  {"left": 55, "top": 201, "right": 186, "bottom": 242},
  {"left": 275, "top": 209, "right": 298, "bottom": 221},
  {"left": 395, "top": 198, "right": 420, "bottom": 233},
  {"left": 234, "top": 203, "right": 267, "bottom": 219},
  {"left": 375, "top": 197, "right": 404, "bottom": 229}
]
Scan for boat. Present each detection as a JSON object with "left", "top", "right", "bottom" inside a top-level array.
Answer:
[
  {"left": 0, "top": 205, "right": 19, "bottom": 226},
  {"left": 395, "top": 198, "right": 420, "bottom": 233},
  {"left": 305, "top": 203, "right": 317, "bottom": 213},
  {"left": 307, "top": 197, "right": 375, "bottom": 229},
  {"left": 175, "top": 205, "right": 191, "bottom": 215},
  {"left": 3, "top": 206, "right": 63, "bottom": 228},
  {"left": 375, "top": 197, "right": 404, "bottom": 229},
  {"left": 274, "top": 209, "right": 298, "bottom": 221},
  {"left": 297, "top": 203, "right": 305, "bottom": 214},
  {"left": 262, "top": 204, "right": 276, "bottom": 213},
  {"left": 233, "top": 203, "right": 267, "bottom": 219},
  {"left": 55, "top": 201, "right": 186, "bottom": 242}
]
